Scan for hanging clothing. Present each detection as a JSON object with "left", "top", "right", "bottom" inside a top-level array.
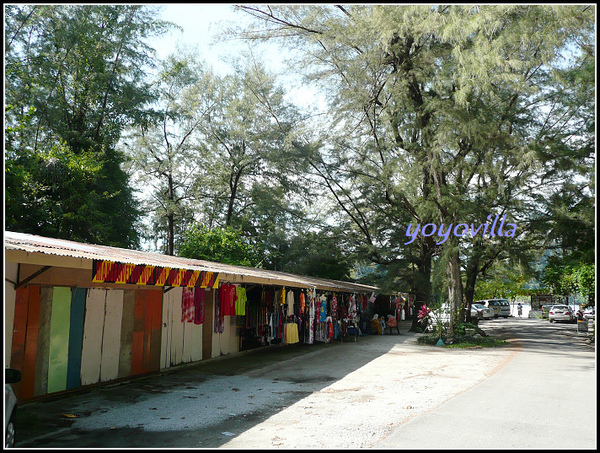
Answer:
[
  {"left": 331, "top": 294, "right": 338, "bottom": 319},
  {"left": 307, "top": 288, "right": 316, "bottom": 344},
  {"left": 236, "top": 286, "right": 247, "bottom": 316},
  {"left": 194, "top": 288, "right": 205, "bottom": 325},
  {"left": 299, "top": 292, "right": 306, "bottom": 315},
  {"left": 182, "top": 287, "right": 195, "bottom": 323},
  {"left": 319, "top": 295, "right": 327, "bottom": 323},
  {"left": 284, "top": 323, "right": 299, "bottom": 344},
  {"left": 278, "top": 288, "right": 286, "bottom": 305},
  {"left": 214, "top": 290, "right": 224, "bottom": 334},
  {"left": 219, "top": 283, "right": 237, "bottom": 316},
  {"left": 286, "top": 290, "right": 295, "bottom": 317}
]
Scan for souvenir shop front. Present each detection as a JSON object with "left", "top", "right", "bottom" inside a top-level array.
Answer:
[
  {"left": 228, "top": 283, "right": 382, "bottom": 351},
  {"left": 5, "top": 232, "right": 382, "bottom": 402}
]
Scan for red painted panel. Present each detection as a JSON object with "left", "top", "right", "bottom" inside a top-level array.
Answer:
[{"left": 21, "top": 287, "right": 41, "bottom": 400}]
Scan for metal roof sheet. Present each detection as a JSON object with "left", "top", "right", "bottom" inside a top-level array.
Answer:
[{"left": 4, "top": 231, "right": 379, "bottom": 293}]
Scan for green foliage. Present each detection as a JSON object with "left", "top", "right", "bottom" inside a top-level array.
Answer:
[
  {"left": 236, "top": 5, "right": 595, "bottom": 328},
  {"left": 4, "top": 4, "right": 173, "bottom": 248},
  {"left": 474, "top": 261, "right": 531, "bottom": 301},
  {"left": 542, "top": 259, "right": 595, "bottom": 304},
  {"left": 274, "top": 231, "right": 354, "bottom": 280},
  {"left": 178, "top": 225, "right": 264, "bottom": 267}
]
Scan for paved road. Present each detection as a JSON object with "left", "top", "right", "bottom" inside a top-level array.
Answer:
[
  {"left": 15, "top": 318, "right": 595, "bottom": 449},
  {"left": 376, "top": 318, "right": 596, "bottom": 449}
]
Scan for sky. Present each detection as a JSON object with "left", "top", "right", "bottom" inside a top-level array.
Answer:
[
  {"left": 151, "top": 4, "right": 259, "bottom": 72},
  {"left": 149, "top": 3, "right": 322, "bottom": 110}
]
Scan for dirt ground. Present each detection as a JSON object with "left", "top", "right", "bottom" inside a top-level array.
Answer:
[{"left": 17, "top": 320, "right": 525, "bottom": 448}]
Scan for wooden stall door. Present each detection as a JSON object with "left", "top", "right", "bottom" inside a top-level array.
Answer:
[
  {"left": 131, "top": 289, "right": 162, "bottom": 376},
  {"left": 10, "top": 285, "right": 41, "bottom": 400}
]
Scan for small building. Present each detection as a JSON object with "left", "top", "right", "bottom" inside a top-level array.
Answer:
[{"left": 5, "top": 231, "right": 382, "bottom": 401}]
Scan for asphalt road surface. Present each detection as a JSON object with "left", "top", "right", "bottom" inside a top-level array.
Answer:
[{"left": 15, "top": 318, "right": 595, "bottom": 449}]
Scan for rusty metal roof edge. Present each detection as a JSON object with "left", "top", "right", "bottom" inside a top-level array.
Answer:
[{"left": 4, "top": 231, "right": 380, "bottom": 293}]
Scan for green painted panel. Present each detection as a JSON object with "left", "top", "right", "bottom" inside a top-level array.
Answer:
[{"left": 47, "top": 287, "right": 71, "bottom": 394}]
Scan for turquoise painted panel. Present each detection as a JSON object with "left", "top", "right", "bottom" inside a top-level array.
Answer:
[{"left": 66, "top": 288, "right": 86, "bottom": 390}]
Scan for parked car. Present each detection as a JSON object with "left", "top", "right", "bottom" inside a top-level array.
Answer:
[
  {"left": 548, "top": 305, "right": 575, "bottom": 323},
  {"left": 5, "top": 368, "right": 21, "bottom": 448},
  {"left": 498, "top": 299, "right": 511, "bottom": 318},
  {"left": 583, "top": 306, "right": 595, "bottom": 320},
  {"left": 471, "top": 303, "right": 495, "bottom": 320},
  {"left": 476, "top": 299, "right": 501, "bottom": 318}
]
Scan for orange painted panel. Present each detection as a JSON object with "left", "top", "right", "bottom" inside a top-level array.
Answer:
[
  {"left": 131, "top": 290, "right": 162, "bottom": 376},
  {"left": 10, "top": 286, "right": 30, "bottom": 399}
]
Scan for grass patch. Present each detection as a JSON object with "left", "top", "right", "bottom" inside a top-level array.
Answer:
[{"left": 417, "top": 333, "right": 507, "bottom": 348}]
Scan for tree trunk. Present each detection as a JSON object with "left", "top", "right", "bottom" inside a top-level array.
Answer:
[{"left": 446, "top": 242, "right": 464, "bottom": 336}]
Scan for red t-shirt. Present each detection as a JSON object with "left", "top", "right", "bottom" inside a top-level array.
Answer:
[{"left": 219, "top": 283, "right": 238, "bottom": 316}]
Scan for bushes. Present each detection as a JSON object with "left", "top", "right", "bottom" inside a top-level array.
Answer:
[{"left": 416, "top": 322, "right": 507, "bottom": 348}]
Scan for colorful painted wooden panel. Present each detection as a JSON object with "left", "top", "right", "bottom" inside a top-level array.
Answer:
[
  {"left": 34, "top": 288, "right": 53, "bottom": 397},
  {"left": 80, "top": 288, "right": 106, "bottom": 385},
  {"left": 118, "top": 290, "right": 136, "bottom": 378},
  {"left": 131, "top": 290, "right": 162, "bottom": 376},
  {"left": 161, "top": 288, "right": 183, "bottom": 369},
  {"left": 66, "top": 288, "right": 86, "bottom": 390},
  {"left": 10, "top": 286, "right": 41, "bottom": 400},
  {"left": 99, "top": 290, "right": 124, "bottom": 382},
  {"left": 47, "top": 287, "right": 72, "bottom": 394}
]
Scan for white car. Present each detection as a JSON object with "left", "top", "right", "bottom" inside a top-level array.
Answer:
[
  {"left": 583, "top": 307, "right": 595, "bottom": 320},
  {"left": 548, "top": 305, "right": 575, "bottom": 323},
  {"left": 5, "top": 368, "right": 21, "bottom": 448},
  {"left": 471, "top": 303, "right": 495, "bottom": 320}
]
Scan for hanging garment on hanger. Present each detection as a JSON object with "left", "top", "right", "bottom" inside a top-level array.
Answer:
[
  {"left": 278, "top": 288, "right": 286, "bottom": 305},
  {"left": 319, "top": 295, "right": 327, "bottom": 323},
  {"left": 219, "top": 283, "right": 238, "bottom": 316},
  {"left": 236, "top": 286, "right": 247, "bottom": 316},
  {"left": 194, "top": 288, "right": 205, "bottom": 325},
  {"left": 331, "top": 294, "right": 338, "bottom": 319},
  {"left": 286, "top": 289, "right": 295, "bottom": 317},
  {"left": 214, "top": 290, "right": 224, "bottom": 334},
  {"left": 182, "top": 287, "right": 195, "bottom": 323},
  {"left": 299, "top": 291, "right": 306, "bottom": 315}
]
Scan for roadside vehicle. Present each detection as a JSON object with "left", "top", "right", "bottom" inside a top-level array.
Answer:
[
  {"left": 548, "top": 305, "right": 575, "bottom": 323},
  {"left": 498, "top": 299, "right": 511, "bottom": 318},
  {"left": 583, "top": 306, "right": 595, "bottom": 320},
  {"left": 472, "top": 303, "right": 495, "bottom": 320},
  {"left": 5, "top": 368, "right": 21, "bottom": 448},
  {"left": 476, "top": 299, "right": 501, "bottom": 318}
]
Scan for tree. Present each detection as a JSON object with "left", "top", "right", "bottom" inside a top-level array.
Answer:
[
  {"left": 197, "top": 58, "right": 310, "bottom": 229},
  {"left": 274, "top": 229, "right": 354, "bottom": 280},
  {"left": 5, "top": 5, "right": 174, "bottom": 247},
  {"left": 235, "top": 5, "right": 595, "bottom": 334},
  {"left": 124, "top": 52, "right": 218, "bottom": 255},
  {"left": 178, "top": 224, "right": 263, "bottom": 267}
]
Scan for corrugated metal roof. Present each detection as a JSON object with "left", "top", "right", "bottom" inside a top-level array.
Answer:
[{"left": 4, "top": 231, "right": 379, "bottom": 293}]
